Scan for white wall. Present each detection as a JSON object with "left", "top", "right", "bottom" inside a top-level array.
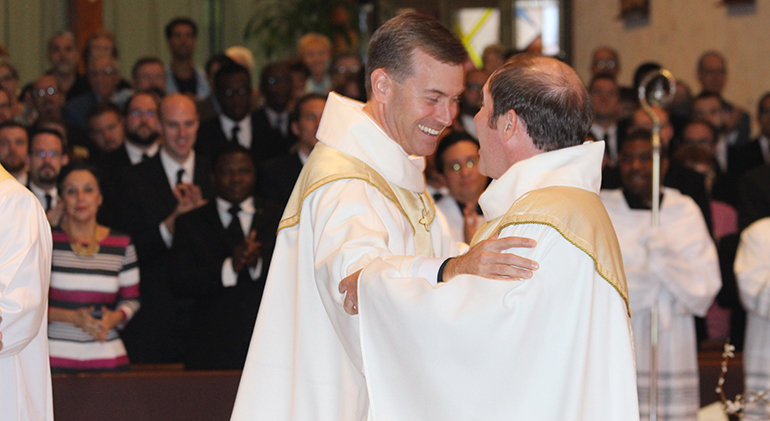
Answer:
[{"left": 573, "top": 0, "right": 770, "bottom": 133}]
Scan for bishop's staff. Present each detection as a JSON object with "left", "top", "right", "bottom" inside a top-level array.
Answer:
[{"left": 637, "top": 69, "right": 676, "bottom": 421}]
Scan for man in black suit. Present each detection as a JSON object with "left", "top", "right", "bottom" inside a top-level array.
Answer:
[
  {"left": 196, "top": 62, "right": 284, "bottom": 164},
  {"left": 259, "top": 93, "right": 326, "bottom": 209},
  {"left": 171, "top": 144, "right": 281, "bottom": 370},
  {"left": 117, "top": 93, "right": 212, "bottom": 363},
  {"left": 734, "top": 92, "right": 770, "bottom": 175},
  {"left": 97, "top": 91, "right": 162, "bottom": 226},
  {"left": 253, "top": 61, "right": 295, "bottom": 155}
]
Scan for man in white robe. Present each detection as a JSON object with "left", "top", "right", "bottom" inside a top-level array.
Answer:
[
  {"left": 735, "top": 217, "right": 770, "bottom": 417},
  {"left": 0, "top": 163, "right": 54, "bottom": 421},
  {"left": 601, "top": 130, "right": 721, "bottom": 421},
  {"left": 343, "top": 54, "right": 640, "bottom": 420},
  {"left": 231, "top": 14, "right": 537, "bottom": 421}
]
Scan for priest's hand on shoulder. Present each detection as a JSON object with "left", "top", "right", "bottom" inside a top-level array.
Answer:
[
  {"left": 232, "top": 230, "right": 262, "bottom": 272},
  {"left": 443, "top": 236, "right": 538, "bottom": 282},
  {"left": 339, "top": 270, "right": 362, "bottom": 315}
]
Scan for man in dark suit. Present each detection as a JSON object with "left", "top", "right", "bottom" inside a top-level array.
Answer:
[
  {"left": 196, "top": 62, "right": 284, "bottom": 164},
  {"left": 733, "top": 92, "right": 770, "bottom": 175},
  {"left": 97, "top": 92, "right": 162, "bottom": 226},
  {"left": 253, "top": 61, "right": 295, "bottom": 155},
  {"left": 259, "top": 93, "right": 326, "bottom": 209},
  {"left": 171, "top": 144, "right": 281, "bottom": 370},
  {"left": 117, "top": 93, "right": 212, "bottom": 363}
]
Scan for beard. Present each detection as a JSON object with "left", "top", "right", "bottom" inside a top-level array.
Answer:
[
  {"left": 126, "top": 129, "right": 159, "bottom": 147},
  {"left": 1, "top": 155, "right": 25, "bottom": 173}
]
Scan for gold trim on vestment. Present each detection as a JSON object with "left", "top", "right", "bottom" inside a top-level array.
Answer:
[
  {"left": 478, "top": 186, "right": 630, "bottom": 316},
  {"left": 0, "top": 164, "right": 13, "bottom": 183},
  {"left": 278, "top": 143, "right": 436, "bottom": 257}
]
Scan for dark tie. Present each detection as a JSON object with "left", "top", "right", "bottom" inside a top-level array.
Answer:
[
  {"left": 226, "top": 205, "right": 244, "bottom": 243},
  {"left": 230, "top": 125, "right": 241, "bottom": 143},
  {"left": 141, "top": 153, "right": 150, "bottom": 163},
  {"left": 274, "top": 115, "right": 284, "bottom": 136},
  {"left": 176, "top": 169, "right": 185, "bottom": 186},
  {"left": 44, "top": 193, "right": 52, "bottom": 212}
]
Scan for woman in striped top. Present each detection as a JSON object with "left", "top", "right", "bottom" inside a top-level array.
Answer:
[{"left": 48, "top": 163, "right": 140, "bottom": 372}]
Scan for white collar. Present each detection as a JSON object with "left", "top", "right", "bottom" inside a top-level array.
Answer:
[
  {"left": 479, "top": 141, "right": 604, "bottom": 221},
  {"left": 159, "top": 148, "right": 196, "bottom": 189},
  {"left": 125, "top": 140, "right": 160, "bottom": 165},
  {"left": 316, "top": 92, "right": 426, "bottom": 193},
  {"left": 216, "top": 196, "right": 255, "bottom": 215}
]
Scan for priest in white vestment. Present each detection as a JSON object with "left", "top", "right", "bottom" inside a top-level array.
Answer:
[
  {"left": 735, "top": 217, "right": 770, "bottom": 418},
  {"left": 231, "top": 14, "right": 537, "bottom": 421},
  {"left": 0, "top": 163, "right": 54, "bottom": 421},
  {"left": 345, "top": 54, "right": 640, "bottom": 420},
  {"left": 601, "top": 130, "right": 721, "bottom": 421}
]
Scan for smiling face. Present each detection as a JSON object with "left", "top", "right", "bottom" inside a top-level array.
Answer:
[
  {"left": 441, "top": 140, "right": 488, "bottom": 204},
  {"left": 214, "top": 151, "right": 256, "bottom": 205},
  {"left": 380, "top": 49, "right": 464, "bottom": 157},
  {"left": 61, "top": 169, "right": 102, "bottom": 223},
  {"left": 474, "top": 83, "right": 507, "bottom": 179},
  {"left": 160, "top": 94, "right": 199, "bottom": 162}
]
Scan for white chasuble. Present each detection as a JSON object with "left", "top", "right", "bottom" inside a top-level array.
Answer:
[
  {"left": 358, "top": 142, "right": 640, "bottom": 420},
  {"left": 231, "top": 93, "right": 457, "bottom": 421}
]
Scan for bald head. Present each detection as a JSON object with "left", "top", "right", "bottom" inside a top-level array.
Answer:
[
  {"left": 160, "top": 94, "right": 199, "bottom": 162},
  {"left": 487, "top": 54, "right": 593, "bottom": 152}
]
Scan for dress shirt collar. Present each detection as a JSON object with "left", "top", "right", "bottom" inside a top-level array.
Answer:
[
  {"left": 479, "top": 140, "right": 604, "bottom": 222},
  {"left": 216, "top": 196, "right": 255, "bottom": 232},
  {"left": 316, "top": 92, "right": 426, "bottom": 193},
  {"left": 760, "top": 135, "right": 770, "bottom": 164},
  {"left": 264, "top": 106, "right": 289, "bottom": 137},
  {"left": 297, "top": 149, "right": 309, "bottom": 165},
  {"left": 125, "top": 140, "right": 160, "bottom": 165},
  {"left": 219, "top": 114, "right": 252, "bottom": 148},
  {"left": 29, "top": 182, "right": 58, "bottom": 208},
  {"left": 160, "top": 148, "right": 196, "bottom": 189}
]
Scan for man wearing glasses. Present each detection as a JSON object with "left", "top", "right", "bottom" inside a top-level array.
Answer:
[{"left": 27, "top": 129, "right": 69, "bottom": 223}]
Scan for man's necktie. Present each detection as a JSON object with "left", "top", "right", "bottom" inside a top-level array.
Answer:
[
  {"left": 231, "top": 125, "right": 241, "bottom": 143},
  {"left": 141, "top": 153, "right": 150, "bottom": 163},
  {"left": 176, "top": 169, "right": 185, "bottom": 186},
  {"left": 227, "top": 205, "right": 244, "bottom": 243},
  {"left": 44, "top": 193, "right": 52, "bottom": 212},
  {"left": 275, "top": 115, "right": 284, "bottom": 136}
]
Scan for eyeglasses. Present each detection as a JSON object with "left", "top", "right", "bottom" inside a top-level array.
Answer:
[
  {"left": 267, "top": 76, "right": 291, "bottom": 85},
  {"left": 334, "top": 65, "right": 360, "bottom": 75},
  {"left": 129, "top": 109, "right": 157, "bottom": 119},
  {"left": 32, "top": 149, "right": 62, "bottom": 159},
  {"left": 447, "top": 158, "right": 478, "bottom": 173},
  {"left": 223, "top": 88, "right": 249, "bottom": 97},
  {"left": 594, "top": 59, "right": 617, "bottom": 70},
  {"left": 33, "top": 87, "right": 58, "bottom": 98},
  {"left": 89, "top": 67, "right": 117, "bottom": 77},
  {"left": 465, "top": 83, "right": 483, "bottom": 92}
]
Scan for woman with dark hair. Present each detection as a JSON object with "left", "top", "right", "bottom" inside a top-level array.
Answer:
[{"left": 47, "top": 162, "right": 140, "bottom": 372}]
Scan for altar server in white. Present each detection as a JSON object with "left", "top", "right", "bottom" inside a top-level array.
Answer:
[
  {"left": 602, "top": 130, "right": 721, "bottom": 421},
  {"left": 343, "top": 54, "right": 640, "bottom": 420},
  {"left": 231, "top": 13, "right": 538, "bottom": 421},
  {"left": 735, "top": 217, "right": 770, "bottom": 417},
  {"left": 0, "top": 162, "right": 54, "bottom": 421}
]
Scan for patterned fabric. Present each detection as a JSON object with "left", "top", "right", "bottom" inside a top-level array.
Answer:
[{"left": 48, "top": 227, "right": 140, "bottom": 372}]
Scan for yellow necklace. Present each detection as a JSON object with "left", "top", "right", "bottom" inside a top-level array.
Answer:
[{"left": 61, "top": 221, "right": 100, "bottom": 258}]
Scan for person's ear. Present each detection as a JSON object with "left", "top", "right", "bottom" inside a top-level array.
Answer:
[
  {"left": 502, "top": 110, "right": 518, "bottom": 140},
  {"left": 369, "top": 69, "right": 392, "bottom": 103}
]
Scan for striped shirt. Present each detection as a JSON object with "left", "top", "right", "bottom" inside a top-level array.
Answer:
[{"left": 48, "top": 227, "right": 140, "bottom": 372}]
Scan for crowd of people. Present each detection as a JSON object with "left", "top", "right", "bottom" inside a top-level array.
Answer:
[{"left": 1, "top": 11, "right": 770, "bottom": 421}]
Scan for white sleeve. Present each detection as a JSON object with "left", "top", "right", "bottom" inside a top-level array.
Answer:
[
  {"left": 735, "top": 219, "right": 770, "bottom": 318},
  {"left": 0, "top": 188, "right": 52, "bottom": 357},
  {"left": 645, "top": 200, "right": 722, "bottom": 317},
  {"left": 357, "top": 222, "right": 638, "bottom": 420}
]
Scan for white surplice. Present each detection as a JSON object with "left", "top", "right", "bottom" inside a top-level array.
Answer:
[
  {"left": 231, "top": 93, "right": 458, "bottom": 421},
  {"left": 358, "top": 142, "right": 640, "bottom": 420},
  {"left": 601, "top": 187, "right": 721, "bottom": 421},
  {"left": 735, "top": 217, "right": 770, "bottom": 417},
  {"left": 0, "top": 164, "right": 54, "bottom": 421}
]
